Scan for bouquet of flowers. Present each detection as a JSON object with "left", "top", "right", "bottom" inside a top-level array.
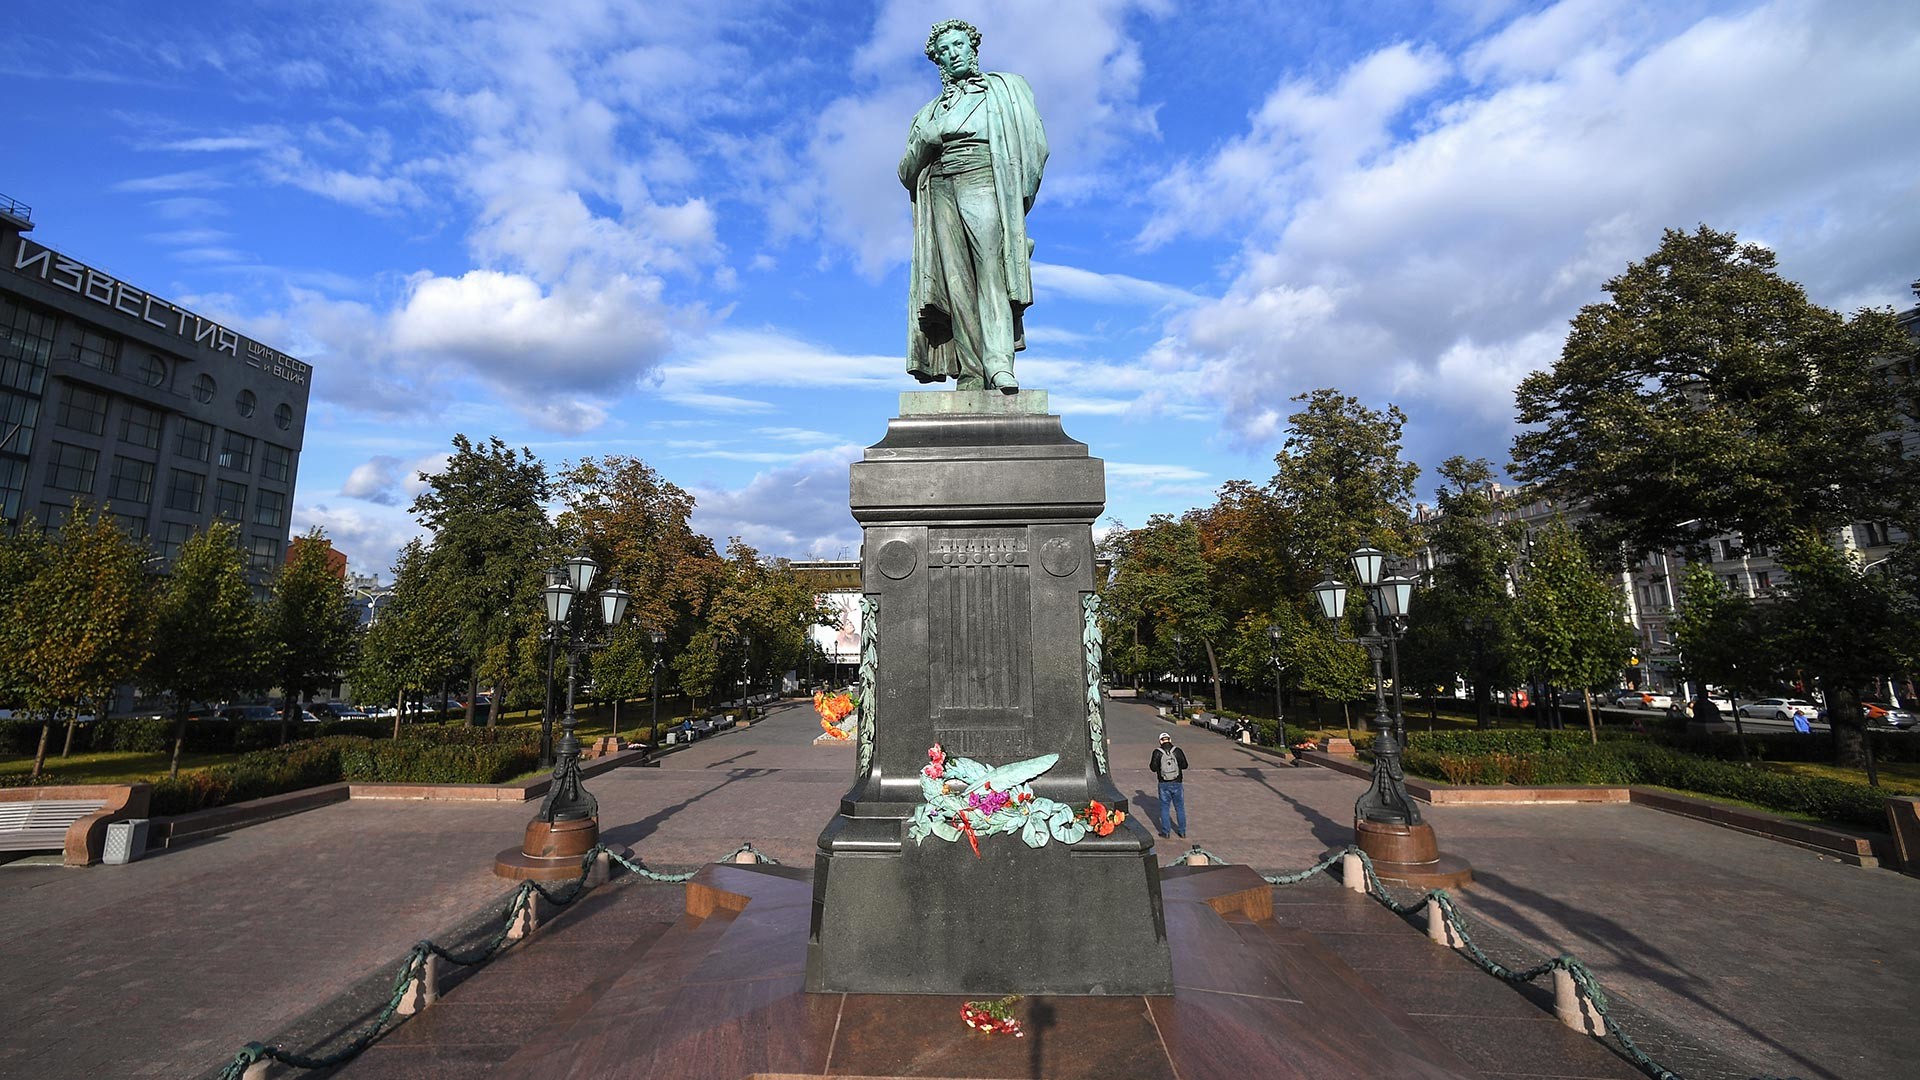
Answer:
[
  {"left": 909, "top": 743, "right": 1127, "bottom": 854},
  {"left": 960, "top": 995, "right": 1024, "bottom": 1037},
  {"left": 814, "top": 690, "right": 856, "bottom": 741}
]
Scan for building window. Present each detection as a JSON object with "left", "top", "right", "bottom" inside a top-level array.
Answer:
[
  {"left": 175, "top": 417, "right": 212, "bottom": 462},
  {"left": 1747, "top": 540, "right": 1770, "bottom": 558},
  {"left": 138, "top": 353, "right": 167, "bottom": 387},
  {"left": 193, "top": 372, "right": 215, "bottom": 404},
  {"left": 236, "top": 389, "right": 256, "bottom": 418},
  {"left": 219, "top": 430, "right": 255, "bottom": 472},
  {"left": 253, "top": 488, "right": 286, "bottom": 529},
  {"left": 0, "top": 296, "right": 57, "bottom": 395},
  {"left": 0, "top": 389, "right": 40, "bottom": 455},
  {"left": 46, "top": 441, "right": 98, "bottom": 494},
  {"left": 108, "top": 456, "right": 154, "bottom": 504},
  {"left": 0, "top": 457, "right": 26, "bottom": 526},
  {"left": 1720, "top": 538, "right": 1743, "bottom": 561},
  {"left": 247, "top": 534, "right": 280, "bottom": 575},
  {"left": 275, "top": 402, "right": 294, "bottom": 431},
  {"left": 72, "top": 324, "right": 120, "bottom": 374},
  {"left": 1858, "top": 522, "right": 1891, "bottom": 547},
  {"left": 56, "top": 383, "right": 109, "bottom": 435},
  {"left": 156, "top": 520, "right": 193, "bottom": 564},
  {"left": 214, "top": 479, "right": 247, "bottom": 521},
  {"left": 262, "top": 443, "right": 292, "bottom": 483},
  {"left": 166, "top": 469, "right": 205, "bottom": 514},
  {"left": 1725, "top": 572, "right": 1742, "bottom": 593},
  {"left": 110, "top": 510, "right": 145, "bottom": 538},
  {"left": 39, "top": 501, "right": 75, "bottom": 531},
  {"left": 1755, "top": 570, "right": 1773, "bottom": 592},
  {"left": 118, "top": 402, "right": 163, "bottom": 450}
]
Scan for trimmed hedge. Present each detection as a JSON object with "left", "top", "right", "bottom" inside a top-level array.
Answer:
[
  {"left": 149, "top": 728, "right": 540, "bottom": 816},
  {"left": 1400, "top": 739, "right": 1889, "bottom": 829}
]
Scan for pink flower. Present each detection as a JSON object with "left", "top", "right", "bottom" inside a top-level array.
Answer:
[{"left": 923, "top": 743, "right": 947, "bottom": 780}]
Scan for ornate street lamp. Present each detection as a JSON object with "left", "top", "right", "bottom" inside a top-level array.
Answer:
[
  {"left": 648, "top": 628, "right": 667, "bottom": 751},
  {"left": 1313, "top": 548, "right": 1471, "bottom": 889},
  {"left": 539, "top": 565, "right": 565, "bottom": 767},
  {"left": 1266, "top": 622, "right": 1286, "bottom": 743},
  {"left": 738, "top": 634, "right": 753, "bottom": 723},
  {"left": 495, "top": 553, "right": 633, "bottom": 881},
  {"left": 1170, "top": 631, "right": 1186, "bottom": 706}
]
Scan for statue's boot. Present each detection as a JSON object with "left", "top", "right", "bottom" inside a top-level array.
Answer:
[{"left": 989, "top": 369, "right": 1019, "bottom": 394}]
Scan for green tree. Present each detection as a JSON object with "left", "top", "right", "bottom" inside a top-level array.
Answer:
[
  {"left": 1513, "top": 226, "right": 1919, "bottom": 557},
  {"left": 412, "top": 435, "right": 553, "bottom": 726},
  {"left": 1267, "top": 389, "right": 1420, "bottom": 597},
  {"left": 265, "top": 530, "right": 360, "bottom": 743},
  {"left": 1511, "top": 521, "right": 1633, "bottom": 740},
  {"left": 1401, "top": 457, "right": 1522, "bottom": 726},
  {"left": 1102, "top": 516, "right": 1226, "bottom": 707},
  {"left": 10, "top": 508, "right": 152, "bottom": 776},
  {"left": 143, "top": 522, "right": 263, "bottom": 775},
  {"left": 355, "top": 540, "right": 462, "bottom": 736},
  {"left": 1669, "top": 562, "right": 1773, "bottom": 758},
  {"left": 1764, "top": 529, "right": 1916, "bottom": 777}
]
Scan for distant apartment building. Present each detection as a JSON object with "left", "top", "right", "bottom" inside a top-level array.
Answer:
[{"left": 0, "top": 196, "right": 311, "bottom": 589}]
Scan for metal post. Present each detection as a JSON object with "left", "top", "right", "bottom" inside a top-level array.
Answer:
[
  {"left": 541, "top": 629, "right": 556, "bottom": 768},
  {"left": 537, "top": 612, "right": 598, "bottom": 824},
  {"left": 1353, "top": 593, "right": 1421, "bottom": 827}
]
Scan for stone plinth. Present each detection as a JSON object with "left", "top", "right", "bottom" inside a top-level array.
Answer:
[
  {"left": 806, "top": 391, "right": 1172, "bottom": 995},
  {"left": 1355, "top": 819, "right": 1474, "bottom": 890}
]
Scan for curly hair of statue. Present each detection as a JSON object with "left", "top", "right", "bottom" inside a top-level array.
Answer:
[{"left": 923, "top": 18, "right": 984, "bottom": 87}]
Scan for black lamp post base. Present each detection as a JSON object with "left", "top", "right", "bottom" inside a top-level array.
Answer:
[{"left": 1354, "top": 819, "right": 1474, "bottom": 890}]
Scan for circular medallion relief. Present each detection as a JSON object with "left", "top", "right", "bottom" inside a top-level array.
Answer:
[
  {"left": 876, "top": 538, "right": 917, "bottom": 580},
  {"left": 1040, "top": 536, "right": 1080, "bottom": 578}
]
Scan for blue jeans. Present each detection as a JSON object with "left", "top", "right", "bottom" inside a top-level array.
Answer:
[{"left": 1157, "top": 781, "right": 1186, "bottom": 836}]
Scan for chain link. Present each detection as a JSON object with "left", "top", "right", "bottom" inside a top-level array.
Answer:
[
  {"left": 1200, "top": 842, "right": 1784, "bottom": 1080},
  {"left": 213, "top": 841, "right": 779, "bottom": 1078}
]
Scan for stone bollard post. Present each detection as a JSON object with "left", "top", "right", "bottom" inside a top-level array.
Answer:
[
  {"left": 732, "top": 847, "right": 760, "bottom": 864},
  {"left": 585, "top": 850, "right": 611, "bottom": 887},
  {"left": 1553, "top": 965, "right": 1607, "bottom": 1036},
  {"left": 1341, "top": 852, "right": 1367, "bottom": 893},
  {"left": 1426, "top": 900, "right": 1462, "bottom": 947},
  {"left": 395, "top": 951, "right": 438, "bottom": 1017},
  {"left": 242, "top": 1059, "right": 272, "bottom": 1080},
  {"left": 507, "top": 892, "right": 539, "bottom": 942}
]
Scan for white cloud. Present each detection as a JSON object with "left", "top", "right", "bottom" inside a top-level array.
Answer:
[
  {"left": 1138, "top": 0, "right": 1920, "bottom": 465},
  {"left": 688, "top": 446, "right": 865, "bottom": 557},
  {"left": 292, "top": 502, "right": 426, "bottom": 581},
  {"left": 654, "top": 329, "right": 900, "bottom": 394},
  {"left": 1031, "top": 262, "right": 1199, "bottom": 307}
]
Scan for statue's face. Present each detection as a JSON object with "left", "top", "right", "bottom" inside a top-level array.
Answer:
[{"left": 932, "top": 29, "right": 978, "bottom": 79}]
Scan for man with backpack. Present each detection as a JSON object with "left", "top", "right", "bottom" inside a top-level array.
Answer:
[{"left": 1151, "top": 732, "right": 1189, "bottom": 838}]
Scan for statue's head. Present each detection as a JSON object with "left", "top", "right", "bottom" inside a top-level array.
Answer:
[{"left": 924, "top": 18, "right": 983, "bottom": 86}]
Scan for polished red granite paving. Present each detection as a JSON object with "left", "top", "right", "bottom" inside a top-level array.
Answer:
[{"left": 341, "top": 862, "right": 1643, "bottom": 1080}]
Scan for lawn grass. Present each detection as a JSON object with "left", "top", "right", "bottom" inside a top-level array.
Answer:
[
  {"left": 0, "top": 749, "right": 232, "bottom": 785},
  {"left": 1761, "top": 759, "right": 1920, "bottom": 796}
]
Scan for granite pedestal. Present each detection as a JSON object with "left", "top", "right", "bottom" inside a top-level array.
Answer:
[{"left": 806, "top": 390, "right": 1173, "bottom": 995}]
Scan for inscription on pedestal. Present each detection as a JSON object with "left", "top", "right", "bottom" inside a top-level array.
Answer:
[{"left": 929, "top": 529, "right": 1032, "bottom": 757}]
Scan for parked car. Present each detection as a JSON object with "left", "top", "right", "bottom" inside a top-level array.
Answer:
[
  {"left": 1863, "top": 702, "right": 1915, "bottom": 728},
  {"left": 218, "top": 704, "right": 280, "bottom": 722},
  {"left": 1736, "top": 698, "right": 1817, "bottom": 721},
  {"left": 1622, "top": 691, "right": 1671, "bottom": 710}
]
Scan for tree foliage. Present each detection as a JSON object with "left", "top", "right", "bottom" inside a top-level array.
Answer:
[
  {"left": 1513, "top": 225, "right": 1919, "bottom": 557},
  {"left": 265, "top": 529, "right": 360, "bottom": 741},
  {"left": 144, "top": 521, "right": 263, "bottom": 774},
  {"left": 8, "top": 508, "right": 152, "bottom": 775},
  {"left": 1510, "top": 521, "right": 1632, "bottom": 734}
]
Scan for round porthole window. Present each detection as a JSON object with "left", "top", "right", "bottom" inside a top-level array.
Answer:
[
  {"left": 274, "top": 403, "right": 293, "bottom": 431},
  {"left": 236, "top": 390, "right": 256, "bottom": 418},
  {"left": 194, "top": 373, "right": 216, "bottom": 403},
  {"left": 140, "top": 354, "right": 167, "bottom": 387}
]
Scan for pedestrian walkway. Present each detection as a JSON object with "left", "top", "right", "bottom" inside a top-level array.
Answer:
[{"left": 0, "top": 697, "right": 1908, "bottom": 1079}]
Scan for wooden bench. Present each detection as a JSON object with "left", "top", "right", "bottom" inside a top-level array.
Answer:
[{"left": 0, "top": 784, "right": 150, "bottom": 865}]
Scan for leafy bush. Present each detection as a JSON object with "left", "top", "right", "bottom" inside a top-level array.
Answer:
[
  {"left": 148, "top": 727, "right": 543, "bottom": 816},
  {"left": 1403, "top": 739, "right": 1889, "bottom": 829}
]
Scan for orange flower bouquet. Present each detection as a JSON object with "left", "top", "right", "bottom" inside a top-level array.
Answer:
[{"left": 814, "top": 690, "right": 857, "bottom": 741}]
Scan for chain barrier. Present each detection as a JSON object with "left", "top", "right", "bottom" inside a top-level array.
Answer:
[
  {"left": 214, "top": 841, "right": 778, "bottom": 1079},
  {"left": 1184, "top": 841, "right": 1792, "bottom": 1080}
]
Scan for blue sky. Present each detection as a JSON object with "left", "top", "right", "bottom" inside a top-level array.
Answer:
[{"left": 5, "top": 0, "right": 1918, "bottom": 577}]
